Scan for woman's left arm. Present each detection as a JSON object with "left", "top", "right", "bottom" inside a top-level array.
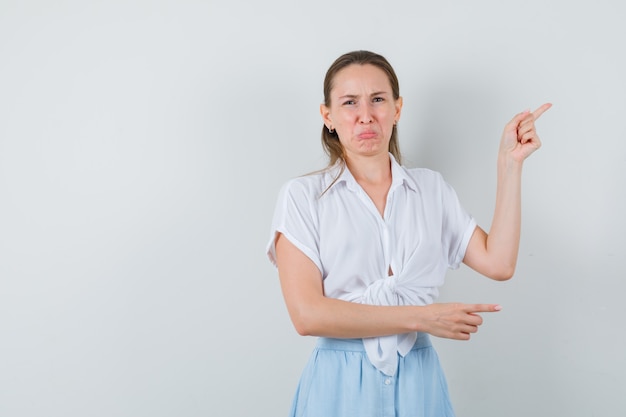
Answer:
[{"left": 463, "top": 103, "right": 552, "bottom": 280}]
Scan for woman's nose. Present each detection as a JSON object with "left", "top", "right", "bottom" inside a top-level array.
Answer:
[{"left": 359, "top": 105, "right": 373, "bottom": 123}]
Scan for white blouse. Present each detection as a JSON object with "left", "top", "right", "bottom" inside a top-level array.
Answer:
[{"left": 267, "top": 154, "right": 476, "bottom": 376}]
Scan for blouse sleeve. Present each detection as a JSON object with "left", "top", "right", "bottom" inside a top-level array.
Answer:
[
  {"left": 266, "top": 179, "right": 322, "bottom": 273},
  {"left": 438, "top": 174, "right": 477, "bottom": 269}
]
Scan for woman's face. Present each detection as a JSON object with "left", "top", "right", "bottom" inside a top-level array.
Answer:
[{"left": 321, "top": 64, "right": 402, "bottom": 161}]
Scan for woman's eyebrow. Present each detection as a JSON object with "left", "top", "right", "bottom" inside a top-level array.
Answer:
[{"left": 338, "top": 91, "right": 389, "bottom": 100}]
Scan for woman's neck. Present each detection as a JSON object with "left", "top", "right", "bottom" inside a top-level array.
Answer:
[{"left": 345, "top": 153, "right": 392, "bottom": 186}]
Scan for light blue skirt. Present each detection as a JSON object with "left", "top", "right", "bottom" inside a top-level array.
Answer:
[{"left": 289, "top": 333, "right": 455, "bottom": 417}]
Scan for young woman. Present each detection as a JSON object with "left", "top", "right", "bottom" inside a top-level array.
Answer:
[{"left": 267, "top": 50, "right": 550, "bottom": 417}]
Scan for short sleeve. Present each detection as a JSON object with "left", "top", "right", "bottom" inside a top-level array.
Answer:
[
  {"left": 439, "top": 175, "right": 476, "bottom": 269},
  {"left": 266, "top": 179, "right": 323, "bottom": 273}
]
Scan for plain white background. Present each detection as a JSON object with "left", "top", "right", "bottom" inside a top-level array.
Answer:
[{"left": 1, "top": 1, "right": 625, "bottom": 416}]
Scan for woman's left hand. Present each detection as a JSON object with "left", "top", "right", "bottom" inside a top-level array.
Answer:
[{"left": 500, "top": 103, "right": 552, "bottom": 163}]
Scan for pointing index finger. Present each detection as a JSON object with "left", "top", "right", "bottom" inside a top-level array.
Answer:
[
  {"left": 532, "top": 102, "right": 552, "bottom": 121},
  {"left": 467, "top": 304, "right": 502, "bottom": 313}
]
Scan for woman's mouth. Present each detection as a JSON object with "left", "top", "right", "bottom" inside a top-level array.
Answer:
[{"left": 358, "top": 131, "right": 377, "bottom": 139}]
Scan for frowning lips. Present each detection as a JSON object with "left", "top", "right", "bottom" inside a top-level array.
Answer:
[{"left": 357, "top": 130, "right": 378, "bottom": 139}]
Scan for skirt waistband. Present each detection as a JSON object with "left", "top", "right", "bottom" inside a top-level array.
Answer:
[{"left": 316, "top": 333, "right": 432, "bottom": 352}]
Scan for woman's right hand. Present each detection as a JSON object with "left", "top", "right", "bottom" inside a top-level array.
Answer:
[{"left": 418, "top": 303, "right": 502, "bottom": 340}]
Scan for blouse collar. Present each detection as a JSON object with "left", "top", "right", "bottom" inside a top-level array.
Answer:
[{"left": 326, "top": 153, "right": 416, "bottom": 194}]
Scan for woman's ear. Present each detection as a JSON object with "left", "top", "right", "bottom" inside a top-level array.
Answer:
[
  {"left": 320, "top": 103, "right": 332, "bottom": 128},
  {"left": 395, "top": 96, "right": 403, "bottom": 122}
]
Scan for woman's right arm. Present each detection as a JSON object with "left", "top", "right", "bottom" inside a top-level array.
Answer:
[{"left": 275, "top": 233, "right": 501, "bottom": 340}]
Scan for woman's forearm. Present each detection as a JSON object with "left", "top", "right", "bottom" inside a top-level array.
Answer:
[
  {"left": 464, "top": 104, "right": 550, "bottom": 280},
  {"left": 485, "top": 158, "right": 524, "bottom": 278}
]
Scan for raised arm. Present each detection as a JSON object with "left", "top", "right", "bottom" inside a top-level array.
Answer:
[
  {"left": 275, "top": 232, "right": 501, "bottom": 340},
  {"left": 463, "top": 103, "right": 552, "bottom": 280}
]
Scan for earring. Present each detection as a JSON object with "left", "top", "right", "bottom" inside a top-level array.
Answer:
[{"left": 328, "top": 126, "right": 334, "bottom": 134}]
